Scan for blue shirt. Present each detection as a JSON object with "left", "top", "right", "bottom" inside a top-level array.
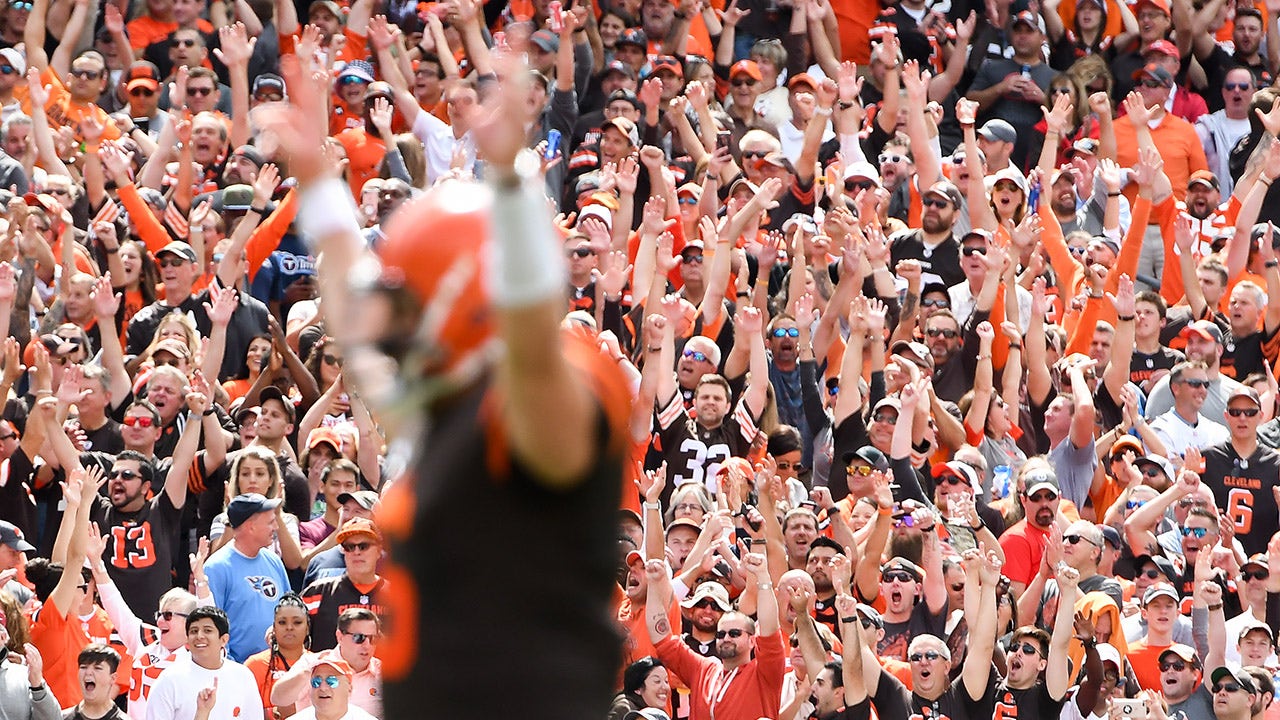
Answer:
[{"left": 204, "top": 544, "right": 289, "bottom": 662}]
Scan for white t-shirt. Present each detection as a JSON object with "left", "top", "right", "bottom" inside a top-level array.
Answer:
[
  {"left": 145, "top": 655, "right": 262, "bottom": 720},
  {"left": 290, "top": 706, "right": 379, "bottom": 720}
]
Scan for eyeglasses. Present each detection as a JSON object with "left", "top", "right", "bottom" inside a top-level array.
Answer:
[
  {"left": 771, "top": 328, "right": 800, "bottom": 338},
  {"left": 1214, "top": 682, "right": 1244, "bottom": 694},
  {"left": 683, "top": 349, "right": 709, "bottom": 363},
  {"left": 883, "top": 570, "right": 916, "bottom": 583},
  {"left": 1180, "top": 526, "right": 1209, "bottom": 538},
  {"left": 311, "top": 675, "right": 342, "bottom": 689},
  {"left": 922, "top": 298, "right": 950, "bottom": 308},
  {"left": 925, "top": 328, "right": 959, "bottom": 339},
  {"left": 1225, "top": 82, "right": 1253, "bottom": 91},
  {"left": 682, "top": 254, "right": 704, "bottom": 264},
  {"left": 1242, "top": 569, "right": 1270, "bottom": 581},
  {"left": 1178, "top": 378, "right": 1211, "bottom": 389},
  {"left": 157, "top": 257, "right": 188, "bottom": 268},
  {"left": 879, "top": 153, "right": 907, "bottom": 165},
  {"left": 921, "top": 197, "right": 950, "bottom": 209},
  {"left": 1014, "top": 642, "right": 1042, "bottom": 656},
  {"left": 155, "top": 610, "right": 188, "bottom": 622},
  {"left": 567, "top": 247, "right": 594, "bottom": 258},
  {"left": 108, "top": 468, "right": 141, "bottom": 481},
  {"left": 123, "top": 415, "right": 155, "bottom": 428},
  {"left": 731, "top": 79, "right": 756, "bottom": 87},
  {"left": 1026, "top": 491, "right": 1058, "bottom": 502},
  {"left": 188, "top": 86, "right": 214, "bottom": 97},
  {"left": 1160, "top": 660, "right": 1189, "bottom": 672},
  {"left": 1126, "top": 500, "right": 1147, "bottom": 510},
  {"left": 1228, "top": 407, "right": 1261, "bottom": 417},
  {"left": 673, "top": 502, "right": 702, "bottom": 513},
  {"left": 322, "top": 354, "right": 343, "bottom": 367},
  {"left": 961, "top": 246, "right": 987, "bottom": 257},
  {"left": 130, "top": 87, "right": 155, "bottom": 97},
  {"left": 715, "top": 628, "right": 747, "bottom": 639},
  {"left": 1064, "top": 534, "right": 1098, "bottom": 547},
  {"left": 908, "top": 650, "right": 943, "bottom": 662},
  {"left": 341, "top": 541, "right": 375, "bottom": 552},
  {"left": 70, "top": 68, "right": 103, "bottom": 80},
  {"left": 255, "top": 92, "right": 284, "bottom": 102},
  {"left": 872, "top": 412, "right": 897, "bottom": 425},
  {"left": 846, "top": 464, "right": 874, "bottom": 476},
  {"left": 343, "top": 631, "right": 377, "bottom": 644}
]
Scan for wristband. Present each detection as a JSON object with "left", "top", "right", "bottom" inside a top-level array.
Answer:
[
  {"left": 1008, "top": 343, "right": 1022, "bottom": 350},
  {"left": 29, "top": 684, "right": 45, "bottom": 693},
  {"left": 1262, "top": 176, "right": 1274, "bottom": 187},
  {"left": 969, "top": 520, "right": 984, "bottom": 531},
  {"left": 840, "top": 616, "right": 859, "bottom": 624},
  {"left": 1117, "top": 314, "right": 1135, "bottom": 322},
  {"left": 736, "top": 291, "right": 751, "bottom": 298},
  {"left": 642, "top": 501, "right": 660, "bottom": 511},
  {"left": 1208, "top": 602, "right": 1224, "bottom": 611},
  {"left": 814, "top": 106, "right": 833, "bottom": 117},
  {"left": 877, "top": 506, "right": 893, "bottom": 516},
  {"left": 1267, "top": 261, "right": 1279, "bottom": 269},
  {"left": 757, "top": 582, "right": 773, "bottom": 590},
  {"left": 202, "top": 408, "right": 216, "bottom": 417},
  {"left": 297, "top": 177, "right": 361, "bottom": 252},
  {"left": 489, "top": 164, "right": 567, "bottom": 307},
  {"left": 647, "top": 346, "right": 662, "bottom": 352},
  {"left": 1106, "top": 191, "right": 1122, "bottom": 197},
  {"left": 249, "top": 205, "right": 268, "bottom": 215},
  {"left": 104, "top": 247, "right": 119, "bottom": 254}
]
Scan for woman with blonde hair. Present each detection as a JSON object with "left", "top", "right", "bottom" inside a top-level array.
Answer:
[{"left": 208, "top": 446, "right": 304, "bottom": 570}]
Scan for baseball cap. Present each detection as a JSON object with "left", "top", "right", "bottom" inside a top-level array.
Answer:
[
  {"left": 227, "top": 493, "right": 283, "bottom": 528},
  {"left": 1023, "top": 469, "right": 1059, "bottom": 497},
  {"left": 1134, "top": 453, "right": 1176, "bottom": 480},
  {"left": 881, "top": 557, "right": 924, "bottom": 581},
  {"left": 1097, "top": 642, "right": 1123, "bottom": 669},
  {"left": 782, "top": 213, "right": 818, "bottom": 235},
  {"left": 843, "top": 160, "right": 881, "bottom": 185},
  {"left": 252, "top": 73, "right": 285, "bottom": 96},
  {"left": 681, "top": 581, "right": 732, "bottom": 611},
  {"left": 854, "top": 603, "right": 884, "bottom": 628},
  {"left": 1239, "top": 621, "right": 1274, "bottom": 642},
  {"left": 1099, "top": 525, "right": 1123, "bottom": 550},
  {"left": 602, "top": 117, "right": 640, "bottom": 147},
  {"left": 1144, "top": 39, "right": 1181, "bottom": 60},
  {"left": 530, "top": 29, "right": 560, "bottom": 54},
  {"left": 1159, "top": 643, "right": 1198, "bottom": 665},
  {"left": 219, "top": 184, "right": 254, "bottom": 212},
  {"left": 1179, "top": 320, "right": 1224, "bottom": 344},
  {"left": 336, "top": 490, "right": 380, "bottom": 511},
  {"left": 1135, "top": 0, "right": 1171, "bottom": 16},
  {"left": 1142, "top": 582, "right": 1180, "bottom": 606},
  {"left": 336, "top": 59, "right": 374, "bottom": 84},
  {"left": 1133, "top": 63, "right": 1175, "bottom": 88},
  {"left": 923, "top": 180, "right": 963, "bottom": 207},
  {"left": 872, "top": 396, "right": 902, "bottom": 415},
  {"left": 961, "top": 228, "right": 995, "bottom": 245},
  {"left": 890, "top": 339, "right": 934, "bottom": 371},
  {"left": 308, "top": 0, "right": 345, "bottom": 21},
  {"left": 623, "top": 710, "right": 671, "bottom": 720},
  {"left": 1242, "top": 552, "right": 1269, "bottom": 570},
  {"left": 334, "top": 517, "right": 381, "bottom": 545},
  {"left": 231, "top": 145, "right": 267, "bottom": 169},
  {"left": 650, "top": 55, "right": 683, "bottom": 79},
  {"left": 841, "top": 445, "right": 889, "bottom": 473},
  {"left": 787, "top": 72, "right": 818, "bottom": 91},
  {"left": 991, "top": 166, "right": 1029, "bottom": 194},
  {"left": 1211, "top": 666, "right": 1258, "bottom": 693},
  {"left": 1188, "top": 169, "right": 1219, "bottom": 190},
  {"left": 1228, "top": 386, "right": 1263, "bottom": 408},
  {"left": 977, "top": 119, "right": 1017, "bottom": 144},
  {"left": 258, "top": 386, "right": 297, "bottom": 422},
  {"left": 1069, "top": 138, "right": 1099, "bottom": 157},
  {"left": 306, "top": 427, "right": 344, "bottom": 454},
  {"left": 602, "top": 60, "right": 636, "bottom": 80},
  {"left": 0, "top": 521, "right": 34, "bottom": 553},
  {"left": 1109, "top": 434, "right": 1144, "bottom": 458},
  {"left": 932, "top": 461, "right": 979, "bottom": 489},
  {"left": 0, "top": 48, "right": 25, "bottom": 76},
  {"left": 727, "top": 177, "right": 759, "bottom": 197},
  {"left": 156, "top": 240, "right": 198, "bottom": 263},
  {"left": 1133, "top": 553, "right": 1178, "bottom": 581},
  {"left": 730, "top": 59, "right": 763, "bottom": 82},
  {"left": 312, "top": 655, "right": 355, "bottom": 681},
  {"left": 1009, "top": 9, "right": 1046, "bottom": 33},
  {"left": 607, "top": 89, "right": 642, "bottom": 110},
  {"left": 124, "top": 61, "right": 160, "bottom": 92},
  {"left": 616, "top": 28, "right": 647, "bottom": 48},
  {"left": 152, "top": 339, "right": 191, "bottom": 360}
]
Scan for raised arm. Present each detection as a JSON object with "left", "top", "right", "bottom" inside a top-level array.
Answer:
[
  {"left": 212, "top": 22, "right": 255, "bottom": 148},
  {"left": 962, "top": 546, "right": 1001, "bottom": 700},
  {"left": 1047, "top": 564, "right": 1082, "bottom": 700},
  {"left": 49, "top": 0, "right": 91, "bottom": 79},
  {"left": 902, "top": 62, "right": 941, "bottom": 190}
]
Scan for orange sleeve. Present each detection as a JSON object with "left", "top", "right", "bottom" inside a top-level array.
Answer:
[
  {"left": 1066, "top": 296, "right": 1105, "bottom": 355},
  {"left": 1155, "top": 197, "right": 1183, "bottom": 304},
  {"left": 1039, "top": 207, "right": 1082, "bottom": 296},
  {"left": 989, "top": 284, "right": 1010, "bottom": 370},
  {"left": 116, "top": 183, "right": 172, "bottom": 254},
  {"left": 1105, "top": 196, "right": 1152, "bottom": 295},
  {"left": 244, "top": 188, "right": 299, "bottom": 282}
]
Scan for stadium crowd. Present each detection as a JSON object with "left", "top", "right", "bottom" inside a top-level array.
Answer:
[{"left": 7, "top": 0, "right": 1280, "bottom": 717}]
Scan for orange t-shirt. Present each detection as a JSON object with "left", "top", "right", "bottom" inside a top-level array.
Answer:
[
  {"left": 829, "top": 0, "right": 880, "bottom": 63},
  {"left": 125, "top": 16, "right": 215, "bottom": 50},
  {"left": 245, "top": 648, "right": 297, "bottom": 717},
  {"left": 17, "top": 68, "right": 121, "bottom": 143},
  {"left": 1126, "top": 639, "right": 1172, "bottom": 691},
  {"left": 336, "top": 128, "right": 387, "bottom": 200},
  {"left": 29, "top": 596, "right": 90, "bottom": 707}
]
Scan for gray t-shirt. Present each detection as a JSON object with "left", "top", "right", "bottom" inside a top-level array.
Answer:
[{"left": 1048, "top": 436, "right": 1098, "bottom": 508}]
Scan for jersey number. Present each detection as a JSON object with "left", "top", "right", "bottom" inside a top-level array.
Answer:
[
  {"left": 1227, "top": 488, "right": 1255, "bottom": 536},
  {"left": 110, "top": 524, "right": 156, "bottom": 569},
  {"left": 675, "top": 440, "right": 731, "bottom": 494}
]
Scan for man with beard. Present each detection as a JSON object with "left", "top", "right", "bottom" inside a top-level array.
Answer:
[
  {"left": 889, "top": 181, "right": 965, "bottom": 290},
  {"left": 648, "top": 552, "right": 784, "bottom": 720},
  {"left": 1145, "top": 321, "right": 1248, "bottom": 426},
  {"left": 782, "top": 508, "right": 819, "bottom": 571},
  {"left": 999, "top": 465, "right": 1064, "bottom": 599},
  {"left": 1194, "top": 8, "right": 1273, "bottom": 107},
  {"left": 1196, "top": 69, "right": 1255, "bottom": 195},
  {"left": 1160, "top": 172, "right": 1235, "bottom": 298},
  {"left": 923, "top": 240, "right": 1007, "bottom": 403},
  {"left": 1200, "top": 388, "right": 1280, "bottom": 556},
  {"left": 680, "top": 581, "right": 730, "bottom": 657},
  {"left": 805, "top": 537, "right": 843, "bottom": 634}
]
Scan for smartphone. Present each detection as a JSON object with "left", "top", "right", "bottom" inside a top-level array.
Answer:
[
  {"left": 716, "top": 131, "right": 731, "bottom": 152},
  {"left": 1107, "top": 699, "right": 1148, "bottom": 720}
]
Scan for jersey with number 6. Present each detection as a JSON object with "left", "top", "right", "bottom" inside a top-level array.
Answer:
[
  {"left": 1201, "top": 441, "right": 1280, "bottom": 556},
  {"left": 91, "top": 492, "right": 184, "bottom": 618},
  {"left": 654, "top": 392, "right": 760, "bottom": 496}
]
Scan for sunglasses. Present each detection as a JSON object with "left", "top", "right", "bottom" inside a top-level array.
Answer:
[
  {"left": 678, "top": 197, "right": 698, "bottom": 205},
  {"left": 883, "top": 570, "right": 916, "bottom": 583},
  {"left": 683, "top": 349, "right": 709, "bottom": 363},
  {"left": 1027, "top": 491, "right": 1059, "bottom": 502},
  {"left": 155, "top": 610, "right": 188, "bottom": 622},
  {"left": 846, "top": 464, "right": 874, "bottom": 476},
  {"left": 130, "top": 87, "right": 155, "bottom": 97},
  {"left": 741, "top": 149, "right": 768, "bottom": 159},
  {"left": 339, "top": 75, "right": 370, "bottom": 86},
  {"left": 925, "top": 328, "right": 959, "bottom": 339},
  {"left": 892, "top": 514, "right": 914, "bottom": 528},
  {"left": 961, "top": 245, "right": 987, "bottom": 257},
  {"left": 771, "top": 328, "right": 800, "bottom": 338},
  {"left": 108, "top": 468, "right": 141, "bottom": 481},
  {"left": 1138, "top": 78, "right": 1166, "bottom": 89},
  {"left": 1178, "top": 378, "right": 1211, "bottom": 388},
  {"left": 157, "top": 257, "right": 189, "bottom": 268},
  {"left": 1126, "top": 500, "right": 1147, "bottom": 510},
  {"left": 8, "top": 1, "right": 30, "bottom": 9},
  {"left": 311, "top": 675, "right": 342, "bottom": 689},
  {"left": 1228, "top": 407, "right": 1261, "bottom": 417},
  {"left": 173, "top": 38, "right": 199, "bottom": 47},
  {"left": 921, "top": 298, "right": 950, "bottom": 308},
  {"left": 845, "top": 180, "right": 875, "bottom": 191},
  {"left": 731, "top": 79, "right": 756, "bottom": 87},
  {"left": 908, "top": 650, "right": 943, "bottom": 662},
  {"left": 1242, "top": 569, "right": 1270, "bottom": 581},
  {"left": 1139, "top": 568, "right": 1163, "bottom": 579},
  {"left": 682, "top": 254, "right": 704, "bottom": 264},
  {"left": 873, "top": 412, "right": 897, "bottom": 425},
  {"left": 776, "top": 461, "right": 801, "bottom": 471},
  {"left": 1180, "top": 526, "right": 1209, "bottom": 538},
  {"left": 879, "top": 153, "right": 907, "bottom": 165},
  {"left": 1064, "top": 534, "right": 1098, "bottom": 546},
  {"left": 1161, "top": 660, "right": 1189, "bottom": 672},
  {"left": 1213, "top": 683, "right": 1244, "bottom": 694},
  {"left": 1013, "top": 642, "right": 1042, "bottom": 656},
  {"left": 344, "top": 632, "right": 377, "bottom": 644},
  {"left": 1225, "top": 82, "right": 1253, "bottom": 91},
  {"left": 0, "top": 66, "right": 15, "bottom": 75},
  {"left": 341, "top": 541, "right": 375, "bottom": 552},
  {"left": 255, "top": 92, "right": 284, "bottom": 102},
  {"left": 322, "top": 354, "right": 343, "bottom": 367},
  {"left": 1068, "top": 246, "right": 1087, "bottom": 256},
  {"left": 188, "top": 86, "right": 214, "bottom": 96},
  {"left": 693, "top": 599, "right": 722, "bottom": 610},
  {"left": 921, "top": 197, "right": 950, "bottom": 209},
  {"left": 567, "top": 247, "right": 594, "bottom": 258},
  {"left": 715, "top": 628, "right": 747, "bottom": 639},
  {"left": 70, "top": 68, "right": 103, "bottom": 79}
]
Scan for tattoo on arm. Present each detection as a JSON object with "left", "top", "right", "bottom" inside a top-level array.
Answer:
[{"left": 654, "top": 616, "right": 671, "bottom": 637}]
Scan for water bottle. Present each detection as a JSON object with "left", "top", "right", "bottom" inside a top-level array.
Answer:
[
  {"left": 992, "top": 465, "right": 1012, "bottom": 500},
  {"left": 1020, "top": 64, "right": 1031, "bottom": 80}
]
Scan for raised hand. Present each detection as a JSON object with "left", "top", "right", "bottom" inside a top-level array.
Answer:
[{"left": 636, "top": 462, "right": 667, "bottom": 504}]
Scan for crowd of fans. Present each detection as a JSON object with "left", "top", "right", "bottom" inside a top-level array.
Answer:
[{"left": 4, "top": 0, "right": 1280, "bottom": 716}]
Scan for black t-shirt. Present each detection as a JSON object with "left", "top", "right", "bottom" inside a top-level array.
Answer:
[
  {"left": 876, "top": 598, "right": 949, "bottom": 662},
  {"left": 1219, "top": 327, "right": 1280, "bottom": 382},
  {"left": 991, "top": 681, "right": 1066, "bottom": 720},
  {"left": 0, "top": 447, "right": 39, "bottom": 541},
  {"left": 81, "top": 418, "right": 124, "bottom": 456},
  {"left": 1201, "top": 441, "right": 1280, "bottom": 555},
  {"left": 890, "top": 229, "right": 965, "bottom": 290},
  {"left": 1130, "top": 347, "right": 1185, "bottom": 390},
  {"left": 848, "top": 666, "right": 998, "bottom": 720},
  {"left": 90, "top": 490, "right": 184, "bottom": 618}
]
